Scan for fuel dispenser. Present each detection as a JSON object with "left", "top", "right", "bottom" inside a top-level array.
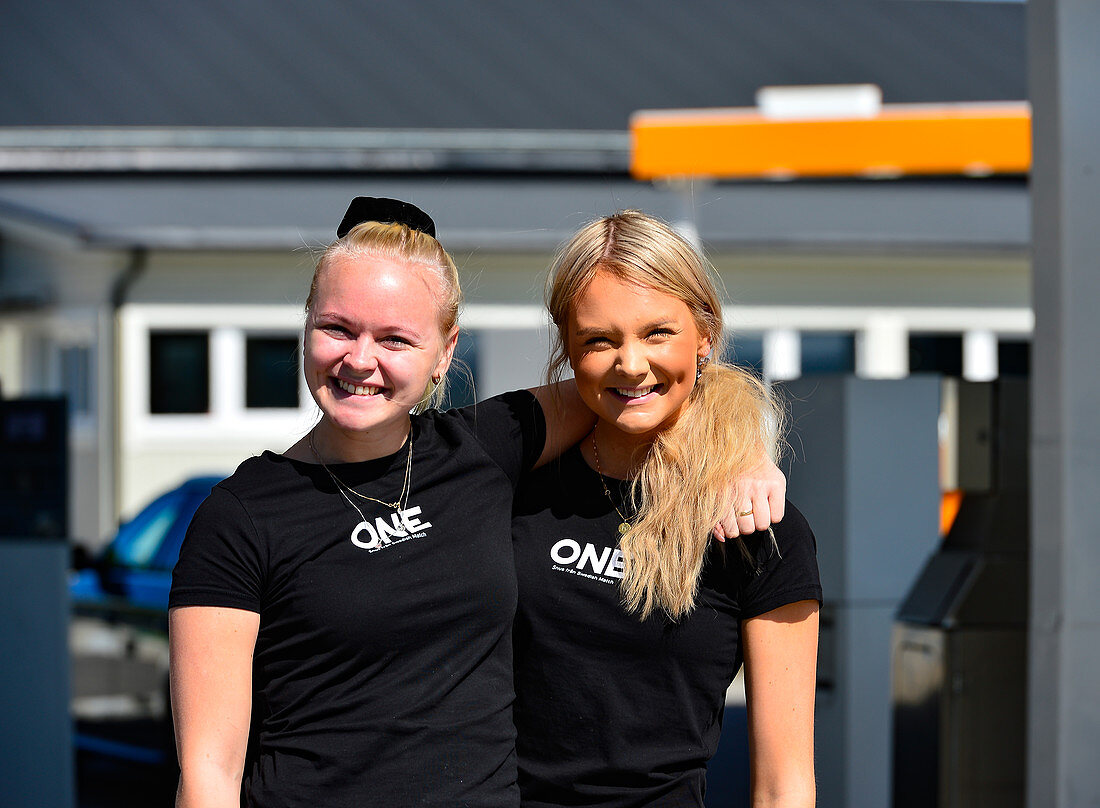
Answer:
[{"left": 892, "top": 379, "right": 1028, "bottom": 808}]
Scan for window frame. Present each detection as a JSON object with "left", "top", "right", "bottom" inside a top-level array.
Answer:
[{"left": 120, "top": 304, "right": 310, "bottom": 444}]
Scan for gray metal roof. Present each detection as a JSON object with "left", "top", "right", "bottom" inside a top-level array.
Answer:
[
  {"left": 0, "top": 176, "right": 1029, "bottom": 252},
  {"left": 0, "top": 0, "right": 1025, "bottom": 130}
]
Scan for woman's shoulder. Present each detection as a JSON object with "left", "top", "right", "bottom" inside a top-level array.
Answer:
[
  {"left": 736, "top": 499, "right": 822, "bottom": 612},
  {"left": 770, "top": 500, "right": 816, "bottom": 550},
  {"left": 419, "top": 390, "right": 545, "bottom": 469},
  {"left": 211, "top": 451, "right": 314, "bottom": 502},
  {"left": 421, "top": 389, "right": 541, "bottom": 431}
]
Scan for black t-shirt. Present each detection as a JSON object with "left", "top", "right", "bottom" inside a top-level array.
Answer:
[
  {"left": 170, "top": 391, "right": 546, "bottom": 808},
  {"left": 511, "top": 447, "right": 822, "bottom": 808}
]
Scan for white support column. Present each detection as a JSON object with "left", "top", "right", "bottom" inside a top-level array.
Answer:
[
  {"left": 210, "top": 327, "right": 244, "bottom": 420},
  {"left": 763, "top": 328, "right": 801, "bottom": 381},
  {"left": 963, "top": 330, "right": 999, "bottom": 382},
  {"left": 856, "top": 314, "right": 908, "bottom": 379}
]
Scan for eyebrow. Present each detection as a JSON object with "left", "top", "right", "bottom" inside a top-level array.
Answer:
[
  {"left": 573, "top": 318, "right": 680, "bottom": 338},
  {"left": 313, "top": 312, "right": 426, "bottom": 338},
  {"left": 572, "top": 325, "right": 610, "bottom": 338}
]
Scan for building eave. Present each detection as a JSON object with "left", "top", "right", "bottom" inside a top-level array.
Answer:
[{"left": 0, "top": 128, "right": 630, "bottom": 175}]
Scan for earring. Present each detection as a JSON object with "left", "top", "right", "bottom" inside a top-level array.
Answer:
[
  {"left": 696, "top": 355, "right": 710, "bottom": 381},
  {"left": 431, "top": 373, "right": 442, "bottom": 384}
]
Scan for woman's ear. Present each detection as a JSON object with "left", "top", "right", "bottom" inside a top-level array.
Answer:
[
  {"left": 434, "top": 327, "right": 460, "bottom": 379},
  {"left": 697, "top": 334, "right": 712, "bottom": 359}
]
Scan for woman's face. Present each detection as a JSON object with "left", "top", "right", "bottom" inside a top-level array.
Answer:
[
  {"left": 305, "top": 253, "right": 456, "bottom": 445},
  {"left": 566, "top": 270, "right": 710, "bottom": 448}
]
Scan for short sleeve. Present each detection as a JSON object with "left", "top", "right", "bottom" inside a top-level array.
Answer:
[
  {"left": 739, "top": 502, "right": 823, "bottom": 620},
  {"left": 448, "top": 390, "right": 547, "bottom": 487},
  {"left": 169, "top": 485, "right": 265, "bottom": 613}
]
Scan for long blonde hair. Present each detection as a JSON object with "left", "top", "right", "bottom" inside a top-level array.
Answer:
[
  {"left": 307, "top": 220, "right": 463, "bottom": 412},
  {"left": 546, "top": 210, "right": 782, "bottom": 620}
]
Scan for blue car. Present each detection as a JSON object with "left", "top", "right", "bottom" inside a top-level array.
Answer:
[{"left": 70, "top": 476, "right": 222, "bottom": 766}]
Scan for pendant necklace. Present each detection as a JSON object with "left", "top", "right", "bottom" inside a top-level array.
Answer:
[
  {"left": 308, "top": 429, "right": 413, "bottom": 521},
  {"left": 590, "top": 430, "right": 633, "bottom": 536}
]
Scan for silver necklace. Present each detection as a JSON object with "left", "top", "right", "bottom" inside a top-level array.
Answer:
[
  {"left": 590, "top": 430, "right": 633, "bottom": 536},
  {"left": 308, "top": 429, "right": 413, "bottom": 516}
]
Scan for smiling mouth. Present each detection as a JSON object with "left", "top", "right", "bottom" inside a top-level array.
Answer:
[
  {"left": 611, "top": 384, "right": 662, "bottom": 399},
  {"left": 336, "top": 379, "right": 384, "bottom": 397}
]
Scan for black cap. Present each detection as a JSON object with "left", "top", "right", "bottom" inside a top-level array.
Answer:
[{"left": 336, "top": 197, "right": 436, "bottom": 238}]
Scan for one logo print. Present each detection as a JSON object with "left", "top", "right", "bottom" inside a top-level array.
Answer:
[
  {"left": 350, "top": 506, "right": 432, "bottom": 551},
  {"left": 549, "top": 538, "right": 624, "bottom": 583}
]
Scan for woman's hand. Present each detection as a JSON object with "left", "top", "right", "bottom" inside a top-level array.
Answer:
[
  {"left": 170, "top": 605, "right": 259, "bottom": 808},
  {"left": 713, "top": 457, "right": 787, "bottom": 540}
]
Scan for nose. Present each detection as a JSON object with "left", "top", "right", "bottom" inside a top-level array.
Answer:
[
  {"left": 344, "top": 336, "right": 379, "bottom": 373},
  {"left": 614, "top": 341, "right": 648, "bottom": 378}
]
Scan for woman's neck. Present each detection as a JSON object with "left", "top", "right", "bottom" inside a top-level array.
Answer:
[
  {"left": 295, "top": 417, "right": 412, "bottom": 464},
  {"left": 581, "top": 424, "right": 654, "bottom": 480}
]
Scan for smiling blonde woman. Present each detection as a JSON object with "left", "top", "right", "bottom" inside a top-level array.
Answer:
[{"left": 512, "top": 210, "right": 822, "bottom": 808}]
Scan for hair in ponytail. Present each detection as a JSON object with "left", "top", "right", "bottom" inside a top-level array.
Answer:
[{"left": 626, "top": 361, "right": 781, "bottom": 619}]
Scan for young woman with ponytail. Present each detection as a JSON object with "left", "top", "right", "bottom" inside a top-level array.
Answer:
[{"left": 512, "top": 210, "right": 821, "bottom": 808}]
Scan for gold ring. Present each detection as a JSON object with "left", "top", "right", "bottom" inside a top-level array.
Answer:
[{"left": 736, "top": 509, "right": 754, "bottom": 517}]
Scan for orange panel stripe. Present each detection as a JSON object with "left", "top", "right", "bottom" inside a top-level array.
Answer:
[{"left": 630, "top": 103, "right": 1031, "bottom": 180}]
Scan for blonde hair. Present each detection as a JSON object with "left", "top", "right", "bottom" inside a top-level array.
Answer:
[
  {"left": 546, "top": 210, "right": 783, "bottom": 620},
  {"left": 306, "top": 220, "right": 462, "bottom": 413}
]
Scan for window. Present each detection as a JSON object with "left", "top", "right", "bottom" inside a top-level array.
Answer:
[
  {"left": 998, "top": 340, "right": 1029, "bottom": 377},
  {"left": 909, "top": 335, "right": 963, "bottom": 377},
  {"left": 246, "top": 336, "right": 300, "bottom": 408},
  {"left": 149, "top": 332, "right": 209, "bottom": 414},
  {"left": 802, "top": 332, "right": 856, "bottom": 375}
]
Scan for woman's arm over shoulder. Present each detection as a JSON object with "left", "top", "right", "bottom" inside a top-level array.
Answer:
[
  {"left": 529, "top": 379, "right": 595, "bottom": 468},
  {"left": 170, "top": 605, "right": 259, "bottom": 808},
  {"left": 743, "top": 598, "right": 820, "bottom": 808}
]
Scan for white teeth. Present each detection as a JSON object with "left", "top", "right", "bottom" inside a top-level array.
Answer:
[
  {"left": 337, "top": 379, "right": 382, "bottom": 396},
  {"left": 615, "top": 386, "right": 655, "bottom": 398}
]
